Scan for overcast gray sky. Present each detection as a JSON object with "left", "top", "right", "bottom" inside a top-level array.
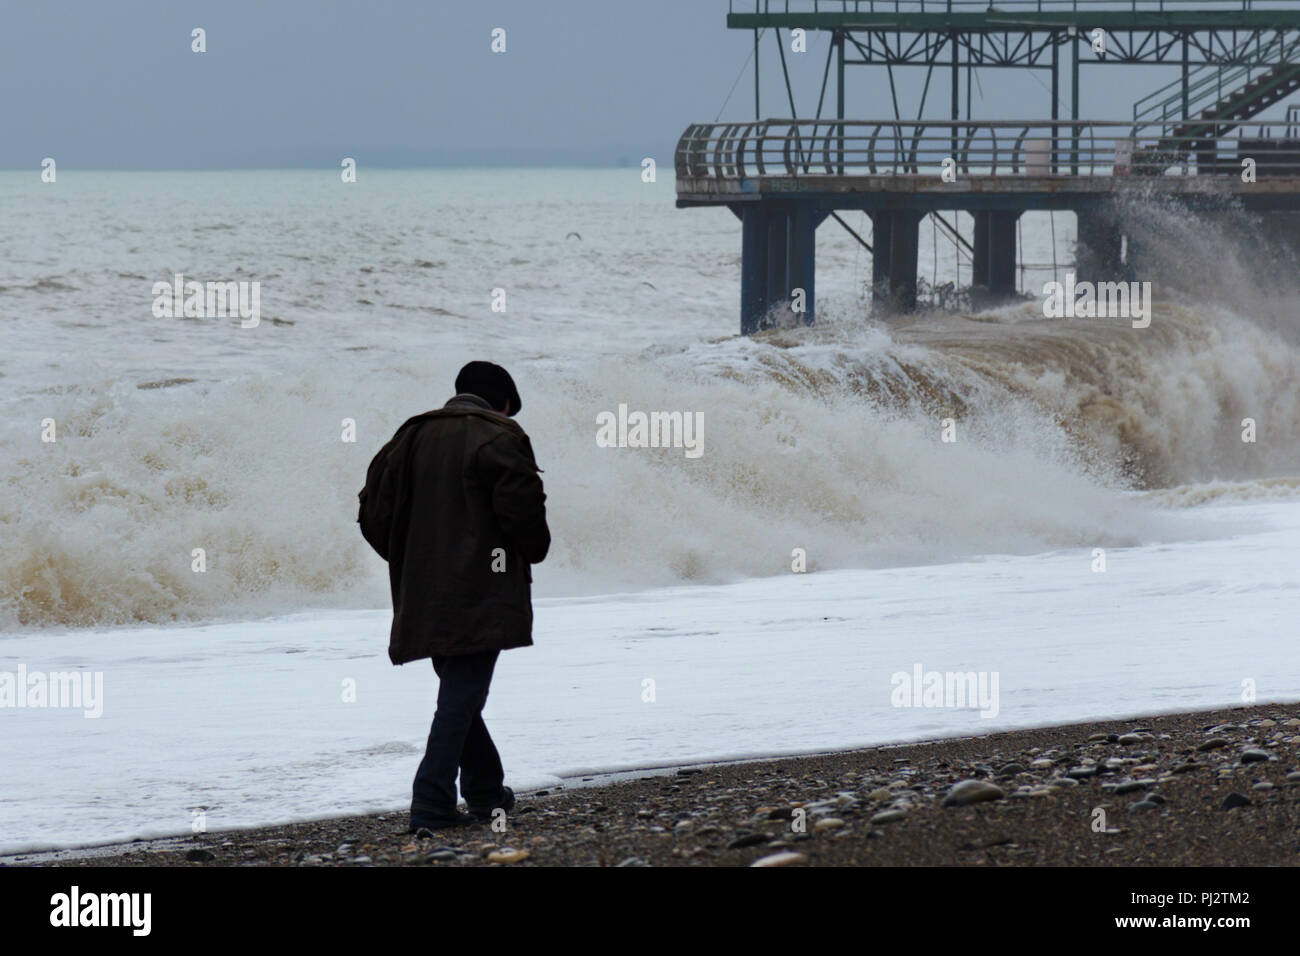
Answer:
[{"left": 0, "top": 0, "right": 1254, "bottom": 168}]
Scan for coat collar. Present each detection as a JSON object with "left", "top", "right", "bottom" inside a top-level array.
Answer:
[{"left": 445, "top": 393, "right": 494, "bottom": 412}]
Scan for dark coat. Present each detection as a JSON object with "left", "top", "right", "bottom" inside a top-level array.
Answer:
[{"left": 358, "top": 394, "right": 550, "bottom": 664}]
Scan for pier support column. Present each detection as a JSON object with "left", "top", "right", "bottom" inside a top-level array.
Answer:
[
  {"left": 765, "top": 208, "right": 789, "bottom": 319},
  {"left": 1123, "top": 233, "right": 1142, "bottom": 283},
  {"left": 740, "top": 204, "right": 770, "bottom": 336},
  {"left": 1075, "top": 210, "right": 1124, "bottom": 283},
  {"left": 870, "top": 211, "right": 894, "bottom": 303},
  {"left": 738, "top": 202, "right": 823, "bottom": 334},
  {"left": 786, "top": 203, "right": 818, "bottom": 326},
  {"left": 972, "top": 210, "right": 1020, "bottom": 298},
  {"left": 870, "top": 210, "right": 922, "bottom": 314},
  {"left": 971, "top": 212, "right": 989, "bottom": 290}
]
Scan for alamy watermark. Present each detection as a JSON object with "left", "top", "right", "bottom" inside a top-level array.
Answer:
[
  {"left": 890, "top": 663, "right": 999, "bottom": 718},
  {"left": 0, "top": 665, "right": 103, "bottom": 718},
  {"left": 152, "top": 273, "right": 260, "bottom": 328},
  {"left": 50, "top": 886, "right": 150, "bottom": 936},
  {"left": 595, "top": 404, "right": 703, "bottom": 459},
  {"left": 1041, "top": 272, "right": 1151, "bottom": 329}
]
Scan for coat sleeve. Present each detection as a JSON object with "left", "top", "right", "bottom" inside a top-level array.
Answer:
[
  {"left": 358, "top": 440, "right": 401, "bottom": 561},
  {"left": 475, "top": 431, "right": 551, "bottom": 564}
]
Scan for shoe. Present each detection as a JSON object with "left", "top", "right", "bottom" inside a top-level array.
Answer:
[
  {"left": 408, "top": 810, "right": 479, "bottom": 834},
  {"left": 466, "top": 786, "right": 515, "bottom": 820}
]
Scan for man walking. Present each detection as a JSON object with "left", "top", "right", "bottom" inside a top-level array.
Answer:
[{"left": 358, "top": 361, "right": 550, "bottom": 832}]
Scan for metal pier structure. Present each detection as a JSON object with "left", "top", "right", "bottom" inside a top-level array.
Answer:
[{"left": 676, "top": 0, "right": 1300, "bottom": 334}]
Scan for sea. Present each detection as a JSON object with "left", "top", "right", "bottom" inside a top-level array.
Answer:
[{"left": 1, "top": 168, "right": 1297, "bottom": 853}]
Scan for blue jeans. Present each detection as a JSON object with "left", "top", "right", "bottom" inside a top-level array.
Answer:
[{"left": 411, "top": 650, "right": 504, "bottom": 816}]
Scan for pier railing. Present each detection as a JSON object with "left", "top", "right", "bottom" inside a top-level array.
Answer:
[
  {"left": 730, "top": 1, "right": 1300, "bottom": 13},
  {"left": 675, "top": 119, "right": 1300, "bottom": 181}
]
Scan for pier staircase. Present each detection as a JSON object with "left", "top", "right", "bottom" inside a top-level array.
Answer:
[{"left": 1133, "top": 34, "right": 1300, "bottom": 170}]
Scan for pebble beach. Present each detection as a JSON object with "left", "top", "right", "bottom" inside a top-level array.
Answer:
[{"left": 11, "top": 703, "right": 1300, "bottom": 868}]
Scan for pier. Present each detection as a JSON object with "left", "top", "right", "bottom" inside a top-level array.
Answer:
[{"left": 677, "top": 1, "right": 1300, "bottom": 333}]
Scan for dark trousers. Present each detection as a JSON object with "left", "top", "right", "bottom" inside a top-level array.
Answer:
[{"left": 411, "top": 649, "right": 504, "bottom": 815}]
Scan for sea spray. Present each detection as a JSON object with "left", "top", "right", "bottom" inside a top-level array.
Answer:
[{"left": 2, "top": 315, "right": 1274, "bottom": 629}]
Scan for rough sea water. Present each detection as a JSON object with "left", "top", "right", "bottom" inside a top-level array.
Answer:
[
  {"left": 4, "top": 169, "right": 1299, "bottom": 628},
  {"left": 2, "top": 169, "right": 1299, "bottom": 852}
]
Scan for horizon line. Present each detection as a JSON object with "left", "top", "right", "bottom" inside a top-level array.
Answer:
[{"left": 0, "top": 163, "right": 648, "bottom": 172}]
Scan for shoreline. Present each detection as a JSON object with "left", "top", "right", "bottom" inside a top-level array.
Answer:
[{"left": 7, "top": 701, "right": 1299, "bottom": 867}]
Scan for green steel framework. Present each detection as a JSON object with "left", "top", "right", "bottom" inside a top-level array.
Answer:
[
  {"left": 737, "top": 1, "right": 1300, "bottom": 146},
  {"left": 695, "top": 1, "right": 1300, "bottom": 332}
]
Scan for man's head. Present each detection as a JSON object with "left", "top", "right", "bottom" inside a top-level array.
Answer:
[{"left": 455, "top": 361, "right": 522, "bottom": 417}]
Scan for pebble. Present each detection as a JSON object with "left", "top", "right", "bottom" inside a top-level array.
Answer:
[
  {"left": 1241, "top": 749, "right": 1272, "bottom": 763},
  {"left": 616, "top": 856, "right": 651, "bottom": 867},
  {"left": 941, "top": 780, "right": 1005, "bottom": 807},
  {"left": 727, "top": 832, "right": 769, "bottom": 849},
  {"left": 426, "top": 849, "right": 457, "bottom": 862},
  {"left": 871, "top": 809, "right": 908, "bottom": 824},
  {"left": 1127, "top": 801, "right": 1160, "bottom": 812},
  {"left": 1252, "top": 781, "right": 1274, "bottom": 792},
  {"left": 1117, "top": 733, "right": 1152, "bottom": 745},
  {"left": 1113, "top": 781, "right": 1148, "bottom": 795},
  {"left": 813, "top": 817, "right": 845, "bottom": 831},
  {"left": 185, "top": 848, "right": 215, "bottom": 862},
  {"left": 750, "top": 851, "right": 807, "bottom": 867},
  {"left": 1286, "top": 771, "right": 1300, "bottom": 783},
  {"left": 1221, "top": 792, "right": 1253, "bottom": 810},
  {"left": 352, "top": 855, "right": 372, "bottom": 864},
  {"left": 485, "top": 848, "right": 530, "bottom": 864},
  {"left": 1029, "top": 758, "right": 1055, "bottom": 770},
  {"left": 1197, "top": 737, "right": 1229, "bottom": 751}
]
